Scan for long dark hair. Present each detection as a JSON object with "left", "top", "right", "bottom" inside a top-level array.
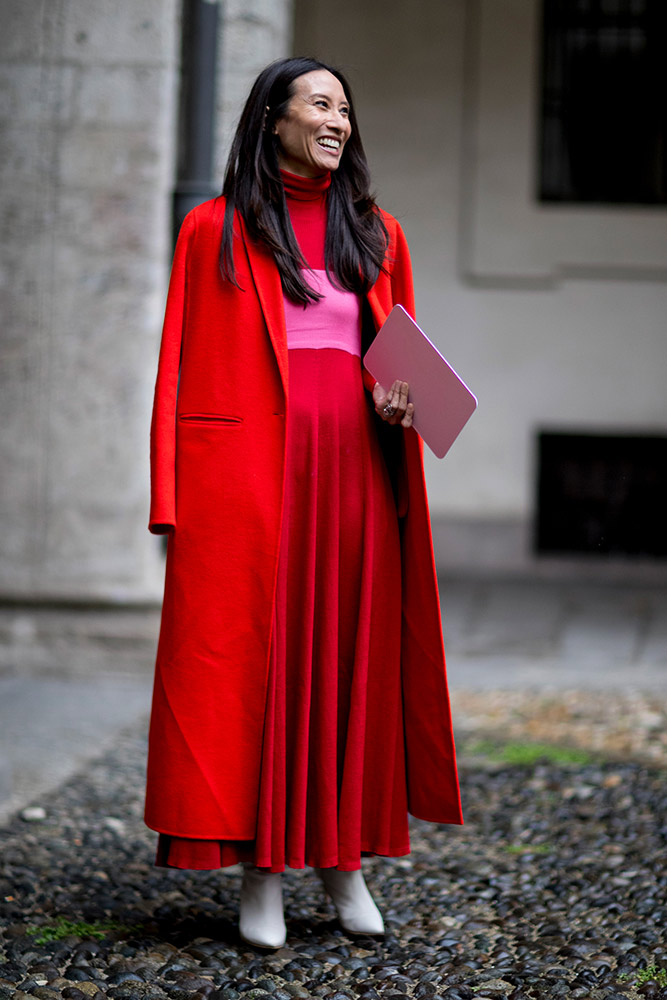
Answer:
[{"left": 220, "top": 57, "right": 388, "bottom": 305}]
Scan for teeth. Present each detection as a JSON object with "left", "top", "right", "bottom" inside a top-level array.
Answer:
[{"left": 318, "top": 138, "right": 340, "bottom": 149}]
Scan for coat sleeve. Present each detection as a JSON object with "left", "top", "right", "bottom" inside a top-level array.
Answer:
[{"left": 148, "top": 211, "right": 196, "bottom": 534}]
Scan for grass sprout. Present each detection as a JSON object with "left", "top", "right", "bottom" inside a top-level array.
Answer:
[
  {"left": 26, "top": 917, "right": 136, "bottom": 944},
  {"left": 504, "top": 843, "right": 553, "bottom": 855},
  {"left": 466, "top": 740, "right": 593, "bottom": 766}
]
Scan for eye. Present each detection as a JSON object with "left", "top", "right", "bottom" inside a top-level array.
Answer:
[
  {"left": 315, "top": 99, "right": 328, "bottom": 109},
  {"left": 340, "top": 106, "right": 350, "bottom": 117}
]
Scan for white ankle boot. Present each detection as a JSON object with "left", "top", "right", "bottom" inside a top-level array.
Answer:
[
  {"left": 239, "top": 864, "right": 286, "bottom": 949},
  {"left": 317, "top": 867, "right": 385, "bottom": 935}
]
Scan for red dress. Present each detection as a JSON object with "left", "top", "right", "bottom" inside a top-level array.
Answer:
[{"left": 157, "top": 172, "right": 410, "bottom": 871}]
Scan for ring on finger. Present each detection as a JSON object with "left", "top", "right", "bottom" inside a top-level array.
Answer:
[{"left": 383, "top": 404, "right": 396, "bottom": 417}]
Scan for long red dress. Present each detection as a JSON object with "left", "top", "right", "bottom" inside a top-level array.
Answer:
[{"left": 157, "top": 172, "right": 411, "bottom": 871}]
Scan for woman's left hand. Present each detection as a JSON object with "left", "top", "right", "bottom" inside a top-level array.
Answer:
[{"left": 373, "top": 380, "right": 414, "bottom": 428}]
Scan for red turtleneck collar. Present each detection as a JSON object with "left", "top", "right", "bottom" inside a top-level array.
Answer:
[{"left": 281, "top": 169, "right": 332, "bottom": 202}]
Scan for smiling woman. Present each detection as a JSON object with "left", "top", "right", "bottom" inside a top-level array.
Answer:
[
  {"left": 272, "top": 70, "right": 352, "bottom": 177},
  {"left": 145, "top": 56, "right": 462, "bottom": 950},
  {"left": 218, "top": 57, "right": 391, "bottom": 308}
]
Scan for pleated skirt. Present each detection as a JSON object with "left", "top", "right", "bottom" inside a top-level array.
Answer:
[{"left": 156, "top": 348, "right": 410, "bottom": 871}]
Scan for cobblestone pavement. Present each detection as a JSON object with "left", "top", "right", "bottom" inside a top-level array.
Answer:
[
  {"left": 0, "top": 723, "right": 665, "bottom": 1000},
  {"left": 0, "top": 578, "right": 665, "bottom": 998}
]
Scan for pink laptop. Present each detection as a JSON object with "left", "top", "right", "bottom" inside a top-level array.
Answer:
[{"left": 363, "top": 304, "right": 477, "bottom": 459}]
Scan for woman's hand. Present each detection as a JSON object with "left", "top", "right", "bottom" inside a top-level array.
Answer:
[{"left": 372, "top": 380, "right": 414, "bottom": 428}]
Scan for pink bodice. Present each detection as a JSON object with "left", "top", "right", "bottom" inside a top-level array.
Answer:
[{"left": 283, "top": 270, "right": 361, "bottom": 356}]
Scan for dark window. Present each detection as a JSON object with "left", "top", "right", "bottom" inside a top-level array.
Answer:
[
  {"left": 535, "top": 431, "right": 667, "bottom": 557},
  {"left": 539, "top": 0, "right": 667, "bottom": 205}
]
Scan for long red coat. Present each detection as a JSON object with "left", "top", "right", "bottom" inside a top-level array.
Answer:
[{"left": 145, "top": 196, "right": 463, "bottom": 839}]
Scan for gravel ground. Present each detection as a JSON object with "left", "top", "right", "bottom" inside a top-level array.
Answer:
[
  {"left": 0, "top": 721, "right": 665, "bottom": 1000},
  {"left": 450, "top": 691, "right": 667, "bottom": 767}
]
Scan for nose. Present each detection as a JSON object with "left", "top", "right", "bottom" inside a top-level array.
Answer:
[{"left": 327, "top": 108, "right": 349, "bottom": 133}]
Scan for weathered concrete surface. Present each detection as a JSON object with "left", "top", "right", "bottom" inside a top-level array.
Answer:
[
  {"left": 1, "top": 0, "right": 297, "bottom": 605},
  {"left": 0, "top": 604, "right": 160, "bottom": 676},
  {"left": 215, "top": 0, "right": 295, "bottom": 173},
  {"left": 440, "top": 577, "right": 667, "bottom": 689},
  {"left": 0, "top": 0, "right": 180, "bottom": 603},
  {"left": 0, "top": 675, "right": 153, "bottom": 826}
]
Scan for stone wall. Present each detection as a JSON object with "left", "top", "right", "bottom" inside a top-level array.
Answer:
[
  {"left": 215, "top": 0, "right": 295, "bottom": 175},
  {"left": 0, "top": 0, "right": 295, "bottom": 603},
  {"left": 0, "top": 0, "right": 180, "bottom": 602}
]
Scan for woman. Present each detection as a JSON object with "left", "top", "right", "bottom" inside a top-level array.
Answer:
[{"left": 145, "top": 57, "right": 462, "bottom": 949}]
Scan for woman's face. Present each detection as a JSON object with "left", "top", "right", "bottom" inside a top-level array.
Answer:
[{"left": 273, "top": 69, "right": 352, "bottom": 178}]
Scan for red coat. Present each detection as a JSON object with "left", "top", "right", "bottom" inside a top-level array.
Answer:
[{"left": 145, "top": 196, "right": 463, "bottom": 838}]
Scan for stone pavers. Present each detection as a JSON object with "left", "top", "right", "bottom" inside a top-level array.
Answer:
[
  {"left": 0, "top": 577, "right": 666, "bottom": 997},
  {"left": 0, "top": 727, "right": 664, "bottom": 999}
]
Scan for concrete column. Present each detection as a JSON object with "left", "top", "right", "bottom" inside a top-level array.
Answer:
[
  {"left": 214, "top": 0, "right": 295, "bottom": 176},
  {"left": 0, "top": 0, "right": 180, "bottom": 602},
  {"left": 0, "top": 0, "right": 294, "bottom": 606}
]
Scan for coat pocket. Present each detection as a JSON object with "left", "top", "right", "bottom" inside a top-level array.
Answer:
[{"left": 178, "top": 413, "right": 243, "bottom": 427}]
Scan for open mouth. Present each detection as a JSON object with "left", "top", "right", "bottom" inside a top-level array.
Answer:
[{"left": 317, "top": 137, "right": 341, "bottom": 151}]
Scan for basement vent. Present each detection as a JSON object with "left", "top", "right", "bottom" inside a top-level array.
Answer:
[{"left": 535, "top": 431, "right": 667, "bottom": 557}]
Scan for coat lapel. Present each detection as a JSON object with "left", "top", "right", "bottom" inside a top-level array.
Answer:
[
  {"left": 239, "top": 215, "right": 289, "bottom": 398},
  {"left": 366, "top": 286, "right": 384, "bottom": 334},
  {"left": 366, "top": 277, "right": 395, "bottom": 332}
]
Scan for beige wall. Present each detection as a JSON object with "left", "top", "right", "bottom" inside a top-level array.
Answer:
[{"left": 294, "top": 0, "right": 667, "bottom": 568}]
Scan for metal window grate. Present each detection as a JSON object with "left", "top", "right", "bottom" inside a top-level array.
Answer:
[
  {"left": 538, "top": 0, "right": 667, "bottom": 205},
  {"left": 535, "top": 431, "right": 667, "bottom": 557}
]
